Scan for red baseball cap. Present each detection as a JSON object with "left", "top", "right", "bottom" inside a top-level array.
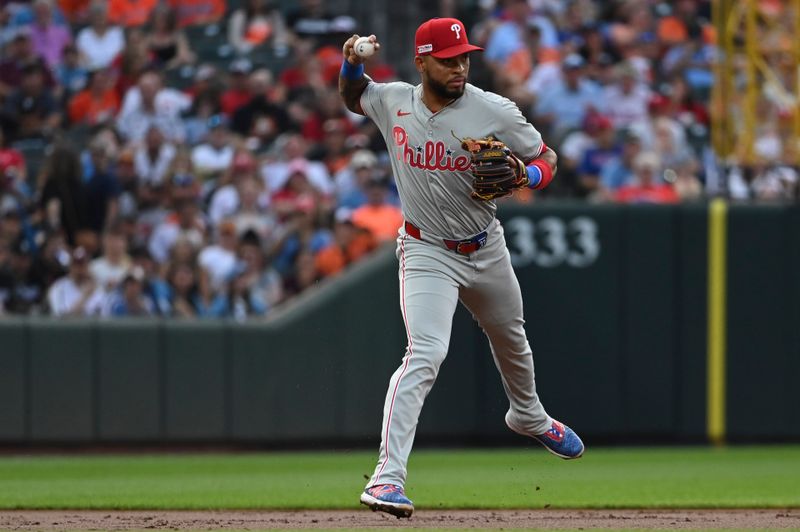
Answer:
[{"left": 415, "top": 18, "right": 483, "bottom": 58}]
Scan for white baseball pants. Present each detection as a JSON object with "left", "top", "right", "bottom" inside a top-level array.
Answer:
[{"left": 367, "top": 219, "right": 552, "bottom": 488}]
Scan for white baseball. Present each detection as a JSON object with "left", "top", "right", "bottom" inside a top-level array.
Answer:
[{"left": 354, "top": 36, "right": 375, "bottom": 58}]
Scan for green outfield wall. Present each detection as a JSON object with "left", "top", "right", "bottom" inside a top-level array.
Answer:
[{"left": 0, "top": 203, "right": 798, "bottom": 445}]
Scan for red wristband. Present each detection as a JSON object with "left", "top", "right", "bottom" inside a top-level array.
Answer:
[{"left": 528, "top": 160, "right": 554, "bottom": 190}]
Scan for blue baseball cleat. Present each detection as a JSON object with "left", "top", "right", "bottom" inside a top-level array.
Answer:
[
  {"left": 533, "top": 419, "right": 585, "bottom": 459},
  {"left": 360, "top": 484, "right": 414, "bottom": 518}
]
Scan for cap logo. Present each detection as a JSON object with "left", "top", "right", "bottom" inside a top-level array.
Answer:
[
  {"left": 451, "top": 23, "right": 461, "bottom": 39},
  {"left": 417, "top": 43, "right": 433, "bottom": 54}
]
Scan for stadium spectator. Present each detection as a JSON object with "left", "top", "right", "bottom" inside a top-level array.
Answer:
[
  {"left": 281, "top": 248, "right": 318, "bottom": 298},
  {"left": 197, "top": 219, "right": 239, "bottom": 307},
  {"left": 227, "top": 176, "right": 276, "bottom": 246},
  {"left": 108, "top": 0, "right": 157, "bottom": 27},
  {"left": 144, "top": 4, "right": 196, "bottom": 70},
  {"left": 84, "top": 137, "right": 121, "bottom": 232},
  {"left": 660, "top": 25, "right": 714, "bottom": 97},
  {"left": 117, "top": 69, "right": 190, "bottom": 143},
  {"left": 484, "top": 0, "right": 531, "bottom": 68},
  {"left": 269, "top": 157, "right": 335, "bottom": 222},
  {"left": 182, "top": 65, "right": 222, "bottom": 144},
  {"left": 286, "top": 0, "right": 356, "bottom": 50},
  {"left": 576, "top": 23, "right": 619, "bottom": 83},
  {"left": 576, "top": 114, "right": 620, "bottom": 198},
  {"left": 111, "top": 28, "right": 152, "bottom": 98},
  {"left": 230, "top": 68, "right": 290, "bottom": 149},
  {"left": 105, "top": 265, "right": 155, "bottom": 316},
  {"left": 57, "top": 0, "right": 92, "bottom": 24},
  {"left": 271, "top": 194, "right": 331, "bottom": 278},
  {"left": 615, "top": 152, "right": 678, "bottom": 204},
  {"left": 163, "top": 259, "right": 202, "bottom": 317},
  {"left": 227, "top": 231, "right": 283, "bottom": 319},
  {"left": 651, "top": 116, "right": 695, "bottom": 172},
  {"left": 57, "top": 44, "right": 89, "bottom": 100},
  {"left": 351, "top": 176, "right": 403, "bottom": 243},
  {"left": 227, "top": 0, "right": 289, "bottom": 56},
  {"left": 261, "top": 133, "right": 335, "bottom": 200},
  {"left": 0, "top": 29, "right": 56, "bottom": 98},
  {"left": 301, "top": 87, "right": 355, "bottom": 145},
  {"left": 533, "top": 53, "right": 601, "bottom": 142},
  {"left": 191, "top": 115, "right": 234, "bottom": 180},
  {"left": 727, "top": 138, "right": 798, "bottom": 201},
  {"left": 671, "top": 159, "right": 703, "bottom": 202},
  {"left": 29, "top": 0, "right": 72, "bottom": 69},
  {"left": 46, "top": 245, "right": 95, "bottom": 316},
  {"left": 89, "top": 224, "right": 131, "bottom": 293},
  {"left": 134, "top": 125, "right": 177, "bottom": 187},
  {"left": 26, "top": 229, "right": 70, "bottom": 309},
  {"left": 68, "top": 67, "right": 119, "bottom": 126},
  {"left": 220, "top": 58, "right": 254, "bottom": 116},
  {"left": 333, "top": 148, "right": 377, "bottom": 209},
  {"left": 3, "top": 62, "right": 61, "bottom": 141},
  {"left": 657, "top": 0, "right": 713, "bottom": 46},
  {"left": 164, "top": 148, "right": 202, "bottom": 204},
  {"left": 148, "top": 198, "right": 205, "bottom": 264},
  {"left": 75, "top": 1, "right": 125, "bottom": 70},
  {"left": 599, "top": 129, "right": 643, "bottom": 194},
  {"left": 0, "top": 129, "right": 28, "bottom": 198},
  {"left": 601, "top": 61, "right": 651, "bottom": 130},
  {"left": 37, "top": 143, "right": 88, "bottom": 245},
  {"left": 113, "top": 148, "right": 139, "bottom": 220},
  {"left": 168, "top": 0, "right": 225, "bottom": 28},
  {"left": 314, "top": 206, "right": 376, "bottom": 278},
  {"left": 208, "top": 150, "right": 259, "bottom": 225}
]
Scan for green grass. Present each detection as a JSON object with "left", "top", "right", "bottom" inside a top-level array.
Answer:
[{"left": 0, "top": 446, "right": 798, "bottom": 509}]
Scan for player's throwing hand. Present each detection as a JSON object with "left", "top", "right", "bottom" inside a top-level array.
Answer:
[{"left": 342, "top": 34, "right": 380, "bottom": 65}]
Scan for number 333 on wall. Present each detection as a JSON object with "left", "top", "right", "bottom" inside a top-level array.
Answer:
[{"left": 506, "top": 216, "right": 600, "bottom": 268}]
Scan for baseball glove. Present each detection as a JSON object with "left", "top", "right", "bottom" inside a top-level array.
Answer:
[{"left": 459, "top": 136, "right": 529, "bottom": 201}]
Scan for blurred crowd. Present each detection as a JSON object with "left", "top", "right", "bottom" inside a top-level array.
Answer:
[{"left": 0, "top": 0, "right": 791, "bottom": 318}]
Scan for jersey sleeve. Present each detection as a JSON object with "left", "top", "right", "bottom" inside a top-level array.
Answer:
[
  {"left": 360, "top": 81, "right": 393, "bottom": 132},
  {"left": 495, "top": 96, "right": 545, "bottom": 164}
]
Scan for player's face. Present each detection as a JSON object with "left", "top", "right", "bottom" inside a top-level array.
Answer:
[{"left": 419, "top": 53, "right": 470, "bottom": 99}]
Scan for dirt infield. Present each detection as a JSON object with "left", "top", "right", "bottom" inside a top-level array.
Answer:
[{"left": 1, "top": 509, "right": 798, "bottom": 530}]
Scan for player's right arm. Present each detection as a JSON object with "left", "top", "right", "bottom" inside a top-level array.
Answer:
[{"left": 338, "top": 34, "right": 379, "bottom": 116}]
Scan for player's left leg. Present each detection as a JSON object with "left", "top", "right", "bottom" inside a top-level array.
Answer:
[{"left": 459, "top": 228, "right": 584, "bottom": 459}]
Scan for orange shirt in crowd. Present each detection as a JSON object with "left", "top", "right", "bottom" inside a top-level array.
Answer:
[
  {"left": 352, "top": 204, "right": 404, "bottom": 242},
  {"left": 58, "top": 0, "right": 91, "bottom": 22},
  {"left": 657, "top": 17, "right": 716, "bottom": 45},
  {"left": 108, "top": 0, "right": 158, "bottom": 27},
  {"left": 315, "top": 232, "right": 376, "bottom": 277},
  {"left": 168, "top": 0, "right": 225, "bottom": 27},
  {"left": 68, "top": 89, "right": 120, "bottom": 126}
]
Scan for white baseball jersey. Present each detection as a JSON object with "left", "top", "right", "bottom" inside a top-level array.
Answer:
[{"left": 360, "top": 82, "right": 544, "bottom": 239}]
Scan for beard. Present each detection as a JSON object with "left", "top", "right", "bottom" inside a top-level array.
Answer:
[{"left": 427, "top": 76, "right": 465, "bottom": 100}]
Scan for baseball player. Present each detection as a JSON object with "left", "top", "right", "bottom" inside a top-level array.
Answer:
[{"left": 339, "top": 18, "right": 584, "bottom": 519}]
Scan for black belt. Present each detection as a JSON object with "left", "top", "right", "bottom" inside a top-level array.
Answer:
[{"left": 404, "top": 220, "right": 488, "bottom": 255}]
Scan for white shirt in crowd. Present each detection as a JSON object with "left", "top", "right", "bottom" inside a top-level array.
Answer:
[
  {"left": 191, "top": 144, "right": 234, "bottom": 175},
  {"left": 148, "top": 221, "right": 205, "bottom": 264},
  {"left": 601, "top": 83, "right": 651, "bottom": 129},
  {"left": 116, "top": 87, "right": 192, "bottom": 143},
  {"left": 261, "top": 160, "right": 334, "bottom": 195},
  {"left": 135, "top": 143, "right": 177, "bottom": 186},
  {"left": 48, "top": 277, "right": 97, "bottom": 316},
  {"left": 198, "top": 245, "right": 237, "bottom": 292},
  {"left": 208, "top": 185, "right": 239, "bottom": 225},
  {"left": 89, "top": 256, "right": 131, "bottom": 291},
  {"left": 76, "top": 26, "right": 125, "bottom": 69}
]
